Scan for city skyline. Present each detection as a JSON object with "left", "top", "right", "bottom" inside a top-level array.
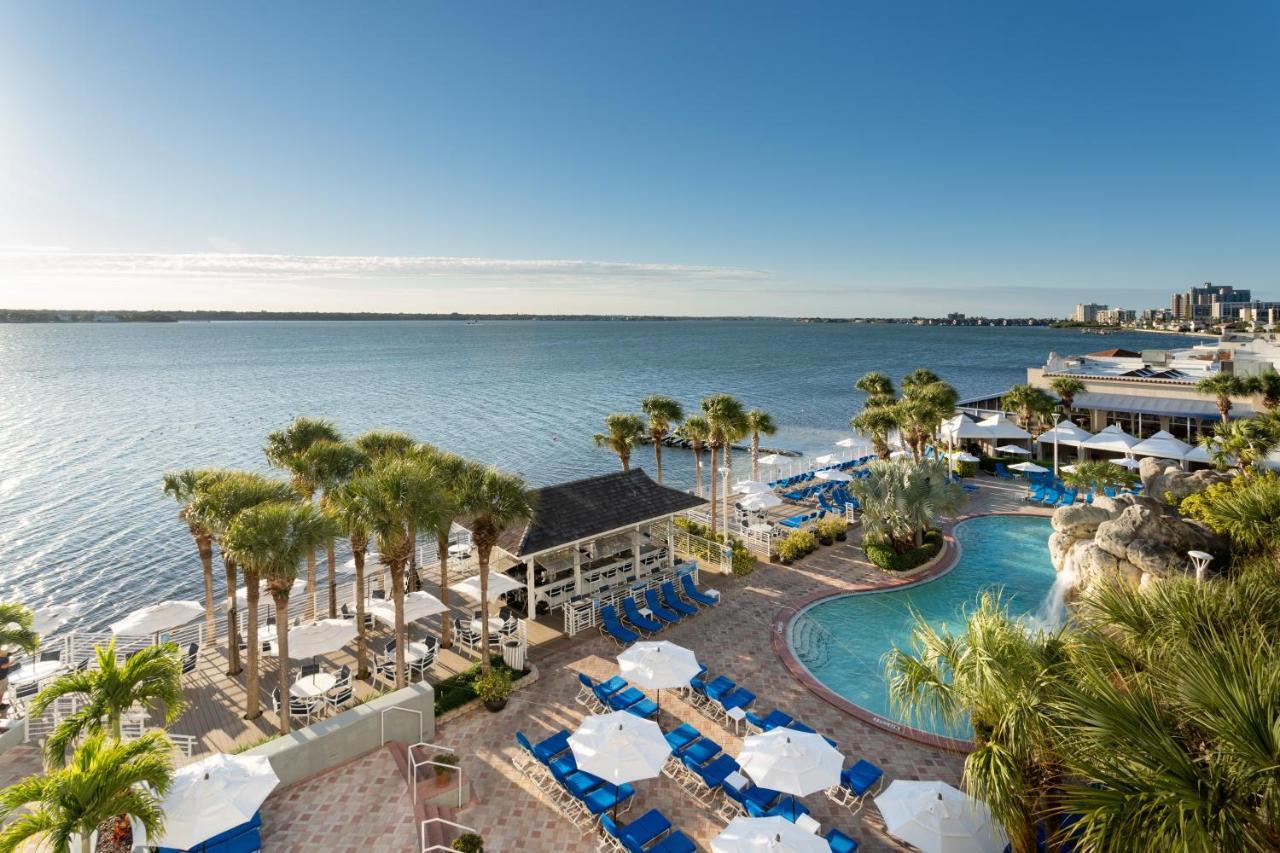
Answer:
[{"left": 2, "top": 2, "right": 1277, "bottom": 316}]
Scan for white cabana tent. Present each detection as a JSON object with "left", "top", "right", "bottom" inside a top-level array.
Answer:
[
  {"left": 1183, "top": 443, "right": 1215, "bottom": 465},
  {"left": 951, "top": 451, "right": 980, "bottom": 463},
  {"left": 1130, "top": 430, "right": 1193, "bottom": 461},
  {"left": 1083, "top": 424, "right": 1142, "bottom": 454},
  {"left": 1037, "top": 422, "right": 1094, "bottom": 447},
  {"left": 939, "top": 414, "right": 989, "bottom": 443},
  {"left": 976, "top": 413, "right": 1031, "bottom": 442},
  {"left": 454, "top": 572, "right": 523, "bottom": 603},
  {"left": 1111, "top": 457, "right": 1142, "bottom": 470}
]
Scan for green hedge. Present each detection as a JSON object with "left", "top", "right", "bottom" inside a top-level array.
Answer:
[
  {"left": 864, "top": 529, "right": 944, "bottom": 571},
  {"left": 674, "top": 518, "right": 756, "bottom": 576},
  {"left": 434, "top": 656, "right": 527, "bottom": 716},
  {"left": 776, "top": 530, "right": 817, "bottom": 562},
  {"left": 954, "top": 459, "right": 977, "bottom": 478}
]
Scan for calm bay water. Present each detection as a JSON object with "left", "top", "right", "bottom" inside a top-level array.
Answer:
[{"left": 0, "top": 320, "right": 1183, "bottom": 631}]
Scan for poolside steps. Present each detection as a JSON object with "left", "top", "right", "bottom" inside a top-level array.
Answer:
[{"left": 790, "top": 613, "right": 834, "bottom": 669}]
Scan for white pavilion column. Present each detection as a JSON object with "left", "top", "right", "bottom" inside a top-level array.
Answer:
[
  {"left": 666, "top": 522, "right": 676, "bottom": 568},
  {"left": 525, "top": 560, "right": 536, "bottom": 620},
  {"left": 632, "top": 527, "right": 642, "bottom": 576},
  {"left": 572, "top": 549, "right": 583, "bottom": 596}
]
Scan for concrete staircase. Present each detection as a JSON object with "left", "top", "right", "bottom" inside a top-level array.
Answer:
[{"left": 386, "top": 742, "right": 475, "bottom": 852}]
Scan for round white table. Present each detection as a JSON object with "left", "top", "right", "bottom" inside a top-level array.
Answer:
[
  {"left": 402, "top": 641, "right": 437, "bottom": 664},
  {"left": 9, "top": 660, "right": 68, "bottom": 687},
  {"left": 469, "top": 617, "right": 505, "bottom": 634},
  {"left": 448, "top": 543, "right": 472, "bottom": 559},
  {"left": 290, "top": 672, "right": 337, "bottom": 699}
]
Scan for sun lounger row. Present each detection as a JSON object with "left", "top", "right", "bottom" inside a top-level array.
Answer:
[
  {"left": 576, "top": 673, "right": 659, "bottom": 719},
  {"left": 770, "top": 458, "right": 872, "bottom": 489},
  {"left": 601, "top": 809, "right": 696, "bottom": 853},
  {"left": 514, "top": 728, "right": 636, "bottom": 824},
  {"left": 779, "top": 510, "right": 827, "bottom": 529},
  {"left": 598, "top": 575, "right": 719, "bottom": 646}
]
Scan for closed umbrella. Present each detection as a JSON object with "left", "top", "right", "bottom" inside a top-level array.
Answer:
[
  {"left": 740, "top": 493, "right": 783, "bottom": 511},
  {"left": 815, "top": 469, "right": 852, "bottom": 482},
  {"left": 569, "top": 711, "right": 670, "bottom": 822},
  {"left": 151, "top": 753, "right": 280, "bottom": 851},
  {"left": 110, "top": 600, "right": 204, "bottom": 638},
  {"left": 618, "top": 641, "right": 701, "bottom": 714},
  {"left": 875, "top": 780, "right": 1007, "bottom": 853},
  {"left": 1008, "top": 461, "right": 1049, "bottom": 474},
  {"left": 367, "top": 590, "right": 449, "bottom": 628},
  {"left": 454, "top": 572, "right": 522, "bottom": 603},
  {"left": 266, "top": 618, "right": 357, "bottom": 659},
  {"left": 738, "top": 728, "right": 843, "bottom": 820},
  {"left": 712, "top": 816, "right": 829, "bottom": 853},
  {"left": 733, "top": 480, "right": 772, "bottom": 495},
  {"left": 994, "top": 445, "right": 1031, "bottom": 456}
]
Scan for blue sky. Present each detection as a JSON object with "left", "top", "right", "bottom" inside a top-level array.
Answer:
[{"left": 1, "top": 2, "right": 1276, "bottom": 316}]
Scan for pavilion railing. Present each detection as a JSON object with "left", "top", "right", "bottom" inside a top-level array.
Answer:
[{"left": 648, "top": 520, "right": 735, "bottom": 573}]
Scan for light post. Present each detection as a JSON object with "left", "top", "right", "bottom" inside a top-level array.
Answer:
[
  {"left": 1188, "top": 550, "right": 1214, "bottom": 584},
  {"left": 1051, "top": 415, "right": 1061, "bottom": 479}
]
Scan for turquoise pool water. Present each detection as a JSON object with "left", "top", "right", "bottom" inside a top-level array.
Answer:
[{"left": 788, "top": 515, "right": 1057, "bottom": 741}]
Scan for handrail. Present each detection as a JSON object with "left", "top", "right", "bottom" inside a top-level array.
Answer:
[
  {"left": 420, "top": 816, "right": 476, "bottom": 853},
  {"left": 408, "top": 741, "right": 463, "bottom": 808},
  {"left": 380, "top": 705, "right": 424, "bottom": 746}
]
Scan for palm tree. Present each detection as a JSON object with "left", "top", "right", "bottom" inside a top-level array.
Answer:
[
  {"left": 1049, "top": 377, "right": 1086, "bottom": 417},
  {"left": 419, "top": 450, "right": 469, "bottom": 649},
  {"left": 1201, "top": 417, "right": 1280, "bottom": 474},
  {"left": 850, "top": 458, "right": 965, "bottom": 551},
  {"left": 353, "top": 429, "right": 416, "bottom": 461},
  {"left": 593, "top": 413, "right": 646, "bottom": 471},
  {"left": 854, "top": 371, "right": 897, "bottom": 407},
  {"left": 0, "top": 602, "right": 39, "bottom": 705},
  {"left": 0, "top": 731, "right": 173, "bottom": 853},
  {"left": 677, "top": 416, "right": 710, "bottom": 496},
  {"left": 640, "top": 396, "right": 684, "bottom": 484},
  {"left": 886, "top": 592, "right": 1072, "bottom": 853},
  {"left": 1250, "top": 370, "right": 1280, "bottom": 411},
  {"left": 303, "top": 440, "right": 369, "bottom": 617},
  {"left": 457, "top": 464, "right": 532, "bottom": 674},
  {"left": 161, "top": 468, "right": 230, "bottom": 636},
  {"left": 1061, "top": 460, "right": 1138, "bottom": 495},
  {"left": 265, "top": 416, "right": 342, "bottom": 618},
  {"left": 1183, "top": 471, "right": 1280, "bottom": 556},
  {"left": 897, "top": 379, "right": 958, "bottom": 458},
  {"left": 745, "top": 409, "right": 777, "bottom": 481},
  {"left": 223, "top": 500, "right": 337, "bottom": 734},
  {"left": 1195, "top": 373, "right": 1252, "bottom": 423},
  {"left": 349, "top": 459, "right": 440, "bottom": 687},
  {"left": 187, "top": 472, "right": 294, "bottom": 679},
  {"left": 31, "top": 640, "right": 185, "bottom": 768},
  {"left": 851, "top": 406, "right": 899, "bottom": 461},
  {"left": 1001, "top": 384, "right": 1057, "bottom": 435},
  {"left": 702, "top": 394, "right": 747, "bottom": 535},
  {"left": 328, "top": 482, "right": 373, "bottom": 678}
]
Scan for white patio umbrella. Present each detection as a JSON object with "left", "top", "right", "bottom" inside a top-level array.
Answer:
[
  {"left": 757, "top": 453, "right": 789, "bottom": 467},
  {"left": 815, "top": 469, "right": 852, "bottom": 482},
  {"left": 712, "top": 816, "right": 829, "bottom": 853},
  {"left": 151, "top": 753, "right": 280, "bottom": 851},
  {"left": 30, "top": 604, "right": 73, "bottom": 637},
  {"left": 812, "top": 453, "right": 838, "bottom": 466},
  {"left": 951, "top": 452, "right": 980, "bottom": 463},
  {"left": 740, "top": 492, "right": 783, "bottom": 511},
  {"left": 1060, "top": 464, "right": 1078, "bottom": 474},
  {"left": 1008, "top": 461, "right": 1049, "bottom": 474},
  {"left": 875, "top": 780, "right": 1007, "bottom": 853},
  {"left": 110, "top": 599, "right": 204, "bottom": 638},
  {"left": 994, "top": 444, "right": 1031, "bottom": 456},
  {"left": 266, "top": 618, "right": 357, "bottom": 659},
  {"left": 738, "top": 728, "right": 843, "bottom": 821},
  {"left": 1037, "top": 421, "right": 1094, "bottom": 447},
  {"left": 733, "top": 480, "right": 772, "bottom": 495},
  {"left": 235, "top": 577, "right": 306, "bottom": 609},
  {"left": 1111, "top": 457, "right": 1142, "bottom": 470},
  {"left": 834, "top": 437, "right": 863, "bottom": 449},
  {"left": 569, "top": 711, "right": 670, "bottom": 822},
  {"left": 453, "top": 572, "right": 523, "bottom": 603},
  {"left": 367, "top": 590, "right": 449, "bottom": 628},
  {"left": 618, "top": 640, "right": 702, "bottom": 713}
]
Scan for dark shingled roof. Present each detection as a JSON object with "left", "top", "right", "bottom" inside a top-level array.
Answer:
[{"left": 492, "top": 468, "right": 706, "bottom": 557}]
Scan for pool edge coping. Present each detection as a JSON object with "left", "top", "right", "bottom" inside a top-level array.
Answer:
[{"left": 772, "top": 509, "right": 1053, "bottom": 755}]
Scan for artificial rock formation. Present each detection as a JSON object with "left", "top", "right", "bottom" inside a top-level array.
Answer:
[{"left": 1138, "top": 456, "right": 1231, "bottom": 504}]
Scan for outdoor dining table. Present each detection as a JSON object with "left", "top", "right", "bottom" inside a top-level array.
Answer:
[
  {"left": 469, "top": 617, "right": 505, "bottom": 634},
  {"left": 290, "top": 672, "right": 336, "bottom": 699},
  {"left": 447, "top": 542, "right": 471, "bottom": 559},
  {"left": 402, "top": 641, "right": 436, "bottom": 664},
  {"left": 9, "top": 660, "right": 68, "bottom": 687}
]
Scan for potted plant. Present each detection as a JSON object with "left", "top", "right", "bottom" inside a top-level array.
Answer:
[
  {"left": 433, "top": 753, "right": 458, "bottom": 784},
  {"left": 452, "top": 833, "right": 484, "bottom": 853},
  {"left": 474, "top": 668, "right": 512, "bottom": 712}
]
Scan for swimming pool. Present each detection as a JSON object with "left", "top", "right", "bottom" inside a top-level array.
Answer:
[{"left": 787, "top": 515, "right": 1056, "bottom": 743}]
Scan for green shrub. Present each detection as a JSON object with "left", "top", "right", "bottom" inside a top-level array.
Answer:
[
  {"left": 954, "top": 459, "right": 977, "bottom": 478},
  {"left": 673, "top": 517, "right": 755, "bottom": 576},
  {"left": 433, "top": 657, "right": 525, "bottom": 716},
  {"left": 474, "top": 668, "right": 513, "bottom": 704},
  {"left": 864, "top": 528, "right": 944, "bottom": 571},
  {"left": 776, "top": 530, "right": 817, "bottom": 562},
  {"left": 452, "top": 834, "right": 484, "bottom": 853},
  {"left": 816, "top": 517, "right": 847, "bottom": 541}
]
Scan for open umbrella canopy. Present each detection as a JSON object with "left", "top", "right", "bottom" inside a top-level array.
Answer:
[
  {"left": 152, "top": 753, "right": 279, "bottom": 851},
  {"left": 453, "top": 572, "right": 523, "bottom": 603},
  {"left": 569, "top": 711, "right": 670, "bottom": 785},
  {"left": 1083, "top": 424, "right": 1141, "bottom": 453},
  {"left": 875, "top": 780, "right": 1007, "bottom": 853},
  {"left": 367, "top": 590, "right": 450, "bottom": 627},
  {"left": 812, "top": 453, "right": 838, "bottom": 466},
  {"left": 110, "top": 600, "right": 204, "bottom": 636},
  {"left": 265, "top": 618, "right": 357, "bottom": 659},
  {"left": 1111, "top": 457, "right": 1142, "bottom": 470},
  {"left": 834, "top": 437, "right": 864, "bottom": 449},
  {"left": 1008, "top": 461, "right": 1049, "bottom": 474},
  {"left": 712, "top": 816, "right": 829, "bottom": 853},
  {"left": 815, "top": 469, "right": 852, "bottom": 482},
  {"left": 1037, "top": 421, "right": 1094, "bottom": 447},
  {"left": 994, "top": 444, "right": 1031, "bottom": 456},
  {"left": 740, "top": 493, "right": 783, "bottom": 511},
  {"left": 1130, "top": 430, "right": 1193, "bottom": 460},
  {"left": 950, "top": 452, "right": 980, "bottom": 463},
  {"left": 733, "top": 480, "right": 772, "bottom": 495},
  {"left": 235, "top": 577, "right": 306, "bottom": 609},
  {"left": 30, "top": 604, "right": 73, "bottom": 637},
  {"left": 618, "top": 641, "right": 701, "bottom": 690},
  {"left": 757, "top": 453, "right": 789, "bottom": 466},
  {"left": 738, "top": 728, "right": 842, "bottom": 797}
]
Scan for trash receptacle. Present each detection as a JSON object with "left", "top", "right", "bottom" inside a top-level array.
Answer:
[{"left": 502, "top": 640, "right": 525, "bottom": 672}]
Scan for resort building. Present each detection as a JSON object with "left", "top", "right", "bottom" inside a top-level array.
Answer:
[
  {"left": 1073, "top": 302, "right": 1106, "bottom": 323},
  {"left": 958, "top": 334, "right": 1280, "bottom": 442}
]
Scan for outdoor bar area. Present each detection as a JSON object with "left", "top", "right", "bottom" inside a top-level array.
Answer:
[{"left": 468, "top": 469, "right": 707, "bottom": 637}]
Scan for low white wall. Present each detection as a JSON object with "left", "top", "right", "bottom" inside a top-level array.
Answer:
[
  {"left": 0, "top": 718, "right": 27, "bottom": 756},
  {"left": 244, "top": 682, "right": 435, "bottom": 788}
]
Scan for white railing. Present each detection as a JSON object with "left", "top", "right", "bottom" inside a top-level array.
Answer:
[
  {"left": 562, "top": 562, "right": 700, "bottom": 637},
  {"left": 407, "top": 741, "right": 464, "bottom": 809},
  {"left": 649, "top": 519, "right": 735, "bottom": 573},
  {"left": 421, "top": 816, "right": 475, "bottom": 853}
]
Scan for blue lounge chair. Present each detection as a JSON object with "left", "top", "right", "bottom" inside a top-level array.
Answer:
[
  {"left": 688, "top": 753, "right": 739, "bottom": 791},
  {"left": 515, "top": 729, "right": 571, "bottom": 764},
  {"left": 660, "top": 582, "right": 697, "bottom": 616},
  {"left": 644, "top": 588, "right": 683, "bottom": 624},
  {"left": 679, "top": 573, "right": 719, "bottom": 607},
  {"left": 579, "top": 781, "right": 635, "bottom": 815},
  {"left": 746, "top": 708, "right": 793, "bottom": 732},
  {"left": 608, "top": 686, "right": 658, "bottom": 718},
  {"left": 599, "top": 604, "right": 639, "bottom": 645},
  {"left": 718, "top": 687, "right": 756, "bottom": 716},
  {"left": 621, "top": 597, "right": 663, "bottom": 634},
  {"left": 704, "top": 675, "right": 735, "bottom": 705},
  {"left": 648, "top": 830, "right": 696, "bottom": 853},
  {"left": 602, "top": 809, "right": 671, "bottom": 853},
  {"left": 664, "top": 723, "right": 701, "bottom": 755},
  {"left": 682, "top": 737, "right": 722, "bottom": 766},
  {"left": 826, "top": 828, "right": 860, "bottom": 852},
  {"left": 828, "top": 758, "right": 885, "bottom": 810}
]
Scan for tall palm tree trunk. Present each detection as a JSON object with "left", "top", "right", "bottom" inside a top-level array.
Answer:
[
  {"left": 274, "top": 595, "right": 291, "bottom": 734},
  {"left": 723, "top": 443, "right": 735, "bottom": 532},
  {"left": 391, "top": 563, "right": 407, "bottom": 688},
  {"left": 353, "top": 549, "right": 369, "bottom": 679},
  {"left": 708, "top": 444, "right": 719, "bottom": 535},
  {"left": 1218, "top": 397, "right": 1231, "bottom": 423},
  {"left": 620, "top": 451, "right": 631, "bottom": 472},
  {"left": 195, "top": 530, "right": 215, "bottom": 638},
  {"left": 305, "top": 550, "right": 317, "bottom": 620},
  {"left": 244, "top": 571, "right": 262, "bottom": 720},
  {"left": 437, "top": 533, "right": 453, "bottom": 649},
  {"left": 326, "top": 541, "right": 338, "bottom": 618},
  {"left": 693, "top": 441, "right": 704, "bottom": 496},
  {"left": 478, "top": 548, "right": 493, "bottom": 674},
  {"left": 224, "top": 559, "right": 241, "bottom": 677},
  {"left": 408, "top": 523, "right": 419, "bottom": 591},
  {"left": 751, "top": 431, "right": 760, "bottom": 481},
  {"left": 654, "top": 439, "right": 664, "bottom": 484}
]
